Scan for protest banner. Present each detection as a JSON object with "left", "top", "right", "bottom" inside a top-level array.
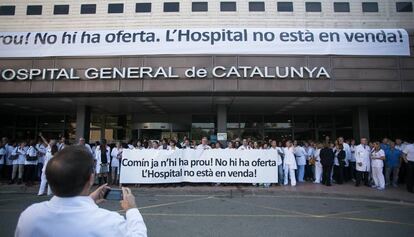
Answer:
[
  {"left": 0, "top": 28, "right": 410, "bottom": 57},
  {"left": 120, "top": 149, "right": 280, "bottom": 184}
]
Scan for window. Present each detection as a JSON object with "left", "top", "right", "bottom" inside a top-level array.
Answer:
[
  {"left": 277, "top": 2, "right": 293, "bottom": 12},
  {"left": 164, "top": 2, "right": 180, "bottom": 12},
  {"left": 136, "top": 3, "right": 151, "bottom": 13},
  {"left": 249, "top": 2, "right": 265, "bottom": 12},
  {"left": 220, "top": 2, "right": 237, "bottom": 11},
  {"left": 334, "top": 2, "right": 350, "bottom": 12},
  {"left": 54, "top": 5, "right": 69, "bottom": 15},
  {"left": 108, "top": 3, "right": 124, "bottom": 13},
  {"left": 0, "top": 5, "right": 15, "bottom": 15},
  {"left": 81, "top": 4, "right": 96, "bottom": 14},
  {"left": 27, "top": 5, "right": 42, "bottom": 15},
  {"left": 192, "top": 2, "right": 208, "bottom": 12},
  {"left": 362, "top": 2, "right": 378, "bottom": 12},
  {"left": 306, "top": 2, "right": 321, "bottom": 12},
  {"left": 396, "top": 2, "right": 413, "bottom": 12}
]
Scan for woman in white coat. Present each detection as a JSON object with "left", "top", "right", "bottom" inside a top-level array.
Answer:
[
  {"left": 283, "top": 140, "right": 297, "bottom": 186},
  {"left": 371, "top": 141, "right": 386, "bottom": 190},
  {"left": 110, "top": 142, "right": 123, "bottom": 185},
  {"left": 313, "top": 143, "right": 323, "bottom": 184},
  {"left": 95, "top": 139, "right": 111, "bottom": 185}
]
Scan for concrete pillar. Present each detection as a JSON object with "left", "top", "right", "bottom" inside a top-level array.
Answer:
[
  {"left": 217, "top": 104, "right": 227, "bottom": 140},
  {"left": 75, "top": 105, "right": 91, "bottom": 143},
  {"left": 353, "top": 106, "right": 370, "bottom": 141}
]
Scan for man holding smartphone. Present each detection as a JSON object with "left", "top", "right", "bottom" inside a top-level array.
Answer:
[{"left": 15, "top": 146, "right": 147, "bottom": 237}]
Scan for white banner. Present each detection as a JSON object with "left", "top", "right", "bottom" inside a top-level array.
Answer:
[
  {"left": 0, "top": 28, "right": 410, "bottom": 57},
  {"left": 120, "top": 149, "right": 280, "bottom": 184}
]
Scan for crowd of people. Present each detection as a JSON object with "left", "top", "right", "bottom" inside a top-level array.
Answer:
[{"left": 1, "top": 134, "right": 414, "bottom": 194}]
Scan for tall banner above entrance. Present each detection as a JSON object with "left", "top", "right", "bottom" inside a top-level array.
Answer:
[
  {"left": 0, "top": 28, "right": 410, "bottom": 57},
  {"left": 120, "top": 149, "right": 280, "bottom": 184}
]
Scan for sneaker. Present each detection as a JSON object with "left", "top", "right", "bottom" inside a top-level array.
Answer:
[
  {"left": 377, "top": 187, "right": 385, "bottom": 190},
  {"left": 371, "top": 185, "right": 377, "bottom": 188}
]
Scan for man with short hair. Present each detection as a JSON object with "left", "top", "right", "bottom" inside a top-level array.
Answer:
[
  {"left": 15, "top": 146, "right": 147, "bottom": 237},
  {"left": 355, "top": 138, "right": 371, "bottom": 187},
  {"left": 196, "top": 137, "right": 212, "bottom": 150}
]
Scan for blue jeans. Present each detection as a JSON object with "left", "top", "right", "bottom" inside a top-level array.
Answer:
[
  {"left": 297, "top": 165, "right": 305, "bottom": 182},
  {"left": 278, "top": 164, "right": 284, "bottom": 184}
]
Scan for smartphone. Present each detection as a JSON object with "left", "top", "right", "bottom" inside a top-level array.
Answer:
[{"left": 104, "top": 188, "right": 123, "bottom": 201}]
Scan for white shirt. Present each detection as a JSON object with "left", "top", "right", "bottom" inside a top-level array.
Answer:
[
  {"left": 314, "top": 148, "right": 322, "bottom": 167},
  {"left": 306, "top": 146, "right": 315, "bottom": 160},
  {"left": 371, "top": 149, "right": 385, "bottom": 168},
  {"left": 15, "top": 196, "right": 147, "bottom": 237},
  {"left": 196, "top": 144, "right": 212, "bottom": 150},
  {"left": 350, "top": 145, "right": 357, "bottom": 162},
  {"left": 403, "top": 144, "right": 414, "bottom": 162},
  {"left": 25, "top": 146, "right": 38, "bottom": 165},
  {"left": 355, "top": 144, "right": 371, "bottom": 172}
]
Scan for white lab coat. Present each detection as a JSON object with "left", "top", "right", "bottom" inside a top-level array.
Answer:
[
  {"left": 95, "top": 146, "right": 111, "bottom": 173},
  {"left": 38, "top": 145, "right": 53, "bottom": 196},
  {"left": 36, "top": 143, "right": 47, "bottom": 164},
  {"left": 12, "top": 147, "right": 27, "bottom": 165},
  {"left": 111, "top": 147, "right": 122, "bottom": 168},
  {"left": 283, "top": 147, "right": 297, "bottom": 170},
  {"left": 355, "top": 144, "right": 371, "bottom": 172},
  {"left": 342, "top": 143, "right": 351, "bottom": 167},
  {"left": 25, "top": 146, "right": 38, "bottom": 165},
  {"left": 269, "top": 147, "right": 283, "bottom": 166},
  {"left": 314, "top": 148, "right": 323, "bottom": 183},
  {"left": 237, "top": 145, "right": 251, "bottom": 150},
  {"left": 196, "top": 144, "right": 212, "bottom": 150},
  {"left": 0, "top": 146, "right": 5, "bottom": 165},
  {"left": 294, "top": 146, "right": 307, "bottom": 166},
  {"left": 5, "top": 144, "right": 15, "bottom": 166},
  {"left": 15, "top": 196, "right": 147, "bottom": 237}
]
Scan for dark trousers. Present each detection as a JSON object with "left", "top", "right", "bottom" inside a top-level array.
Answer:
[
  {"left": 348, "top": 162, "right": 356, "bottom": 180},
  {"left": 305, "top": 161, "right": 314, "bottom": 181},
  {"left": 407, "top": 161, "right": 414, "bottom": 193},
  {"left": 6, "top": 165, "right": 13, "bottom": 180},
  {"left": 356, "top": 171, "right": 369, "bottom": 186},
  {"left": 334, "top": 165, "right": 344, "bottom": 184},
  {"left": 322, "top": 165, "right": 333, "bottom": 186},
  {"left": 24, "top": 165, "right": 36, "bottom": 184}
]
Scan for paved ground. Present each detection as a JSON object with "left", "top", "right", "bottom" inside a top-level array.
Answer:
[{"left": 1, "top": 182, "right": 414, "bottom": 237}]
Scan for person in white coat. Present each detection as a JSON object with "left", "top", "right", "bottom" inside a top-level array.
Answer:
[
  {"left": 283, "top": 140, "right": 297, "bottom": 186},
  {"left": 265, "top": 140, "right": 283, "bottom": 187},
  {"left": 313, "top": 143, "right": 323, "bottom": 184},
  {"left": 15, "top": 145, "right": 147, "bottom": 237},
  {"left": 355, "top": 138, "right": 371, "bottom": 187},
  {"left": 11, "top": 142, "right": 27, "bottom": 185},
  {"left": 38, "top": 133, "right": 57, "bottom": 196},
  {"left": 237, "top": 139, "right": 251, "bottom": 150},
  {"left": 294, "top": 141, "right": 307, "bottom": 182},
  {"left": 25, "top": 140, "right": 39, "bottom": 186},
  {"left": 371, "top": 141, "right": 386, "bottom": 190},
  {"left": 110, "top": 142, "right": 123, "bottom": 185},
  {"left": 95, "top": 139, "right": 111, "bottom": 185},
  {"left": 36, "top": 139, "right": 47, "bottom": 180},
  {"left": 196, "top": 137, "right": 212, "bottom": 150}
]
